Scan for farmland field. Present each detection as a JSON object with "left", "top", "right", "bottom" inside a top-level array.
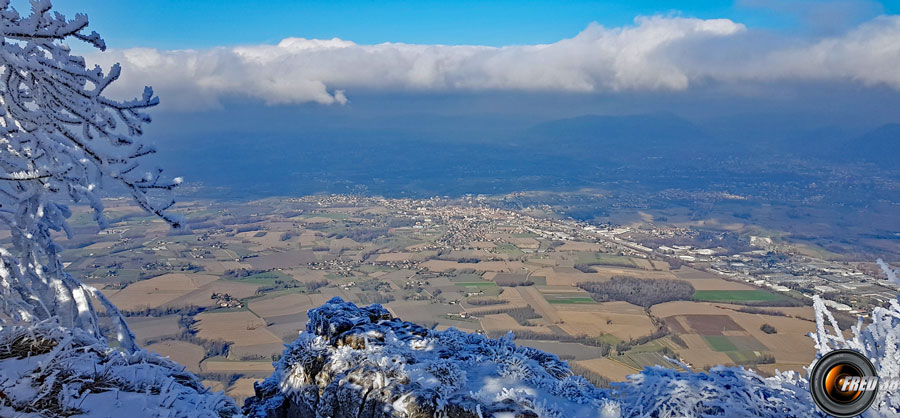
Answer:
[
  {"left": 194, "top": 311, "right": 283, "bottom": 350},
  {"left": 105, "top": 273, "right": 218, "bottom": 310},
  {"left": 682, "top": 314, "right": 744, "bottom": 334},
  {"left": 543, "top": 293, "right": 595, "bottom": 304},
  {"left": 693, "top": 290, "right": 786, "bottom": 302},
  {"left": 52, "top": 196, "right": 837, "bottom": 395},
  {"left": 612, "top": 352, "right": 680, "bottom": 372},
  {"left": 225, "top": 270, "right": 292, "bottom": 285},
  {"left": 129, "top": 315, "right": 180, "bottom": 344},
  {"left": 455, "top": 282, "right": 497, "bottom": 287},
  {"left": 227, "top": 377, "right": 262, "bottom": 405},
  {"left": 495, "top": 243, "right": 524, "bottom": 257},
  {"left": 703, "top": 335, "right": 738, "bottom": 351},
  {"left": 555, "top": 304, "right": 654, "bottom": 340},
  {"left": 574, "top": 253, "right": 636, "bottom": 268},
  {"left": 725, "top": 351, "right": 765, "bottom": 363},
  {"left": 516, "top": 340, "right": 610, "bottom": 361},
  {"left": 146, "top": 340, "right": 205, "bottom": 373},
  {"left": 576, "top": 357, "right": 639, "bottom": 381}
]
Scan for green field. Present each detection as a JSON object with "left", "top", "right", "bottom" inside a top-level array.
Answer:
[
  {"left": 725, "top": 351, "right": 764, "bottom": 363},
  {"left": 528, "top": 276, "right": 547, "bottom": 286},
  {"left": 703, "top": 335, "right": 768, "bottom": 364},
  {"left": 226, "top": 271, "right": 292, "bottom": 285},
  {"left": 693, "top": 290, "right": 785, "bottom": 302},
  {"left": 574, "top": 253, "right": 636, "bottom": 268},
  {"left": 495, "top": 243, "right": 524, "bottom": 257},
  {"left": 703, "top": 335, "right": 738, "bottom": 351},
  {"left": 456, "top": 281, "right": 499, "bottom": 296},
  {"left": 543, "top": 293, "right": 596, "bottom": 304}
]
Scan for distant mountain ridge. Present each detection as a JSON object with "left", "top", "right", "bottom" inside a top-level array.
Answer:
[
  {"left": 148, "top": 112, "right": 899, "bottom": 201},
  {"left": 841, "top": 123, "right": 900, "bottom": 166},
  {"left": 522, "top": 113, "right": 717, "bottom": 160}
]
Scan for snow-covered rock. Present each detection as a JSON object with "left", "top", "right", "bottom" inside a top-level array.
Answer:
[
  {"left": 0, "top": 321, "right": 240, "bottom": 418},
  {"left": 243, "top": 297, "right": 615, "bottom": 417}
]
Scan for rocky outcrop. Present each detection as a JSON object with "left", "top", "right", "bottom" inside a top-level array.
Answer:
[{"left": 243, "top": 297, "right": 615, "bottom": 418}]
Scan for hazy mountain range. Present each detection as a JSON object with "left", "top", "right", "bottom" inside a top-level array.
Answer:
[{"left": 151, "top": 111, "right": 898, "bottom": 199}]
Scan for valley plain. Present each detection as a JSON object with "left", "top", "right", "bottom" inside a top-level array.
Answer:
[{"left": 48, "top": 195, "right": 898, "bottom": 403}]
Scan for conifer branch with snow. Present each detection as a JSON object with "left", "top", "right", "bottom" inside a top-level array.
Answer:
[{"left": 0, "top": 0, "right": 180, "bottom": 351}]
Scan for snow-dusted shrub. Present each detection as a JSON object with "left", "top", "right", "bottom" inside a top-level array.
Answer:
[
  {"left": 809, "top": 296, "right": 900, "bottom": 416},
  {"left": 613, "top": 364, "right": 818, "bottom": 417},
  {"left": 0, "top": 0, "right": 180, "bottom": 350},
  {"left": 0, "top": 321, "right": 240, "bottom": 417},
  {"left": 426, "top": 358, "right": 467, "bottom": 396},
  {"left": 496, "top": 353, "right": 541, "bottom": 383}
]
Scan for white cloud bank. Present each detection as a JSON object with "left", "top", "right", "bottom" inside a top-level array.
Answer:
[{"left": 87, "top": 15, "right": 900, "bottom": 109}]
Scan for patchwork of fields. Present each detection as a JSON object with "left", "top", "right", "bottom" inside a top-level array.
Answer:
[{"left": 54, "top": 198, "right": 822, "bottom": 401}]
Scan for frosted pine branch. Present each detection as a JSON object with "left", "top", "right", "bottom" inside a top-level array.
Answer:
[{"left": 0, "top": 0, "right": 180, "bottom": 351}]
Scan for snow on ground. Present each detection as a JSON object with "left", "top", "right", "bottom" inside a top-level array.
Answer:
[{"left": 0, "top": 321, "right": 240, "bottom": 418}]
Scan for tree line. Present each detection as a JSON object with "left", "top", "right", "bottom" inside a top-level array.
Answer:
[
  {"left": 578, "top": 276, "right": 695, "bottom": 308},
  {"left": 466, "top": 298, "right": 509, "bottom": 306}
]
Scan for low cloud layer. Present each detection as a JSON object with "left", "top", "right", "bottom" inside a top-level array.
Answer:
[{"left": 88, "top": 15, "right": 900, "bottom": 110}]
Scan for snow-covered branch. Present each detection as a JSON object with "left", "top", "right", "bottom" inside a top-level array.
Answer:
[{"left": 0, "top": 0, "right": 180, "bottom": 351}]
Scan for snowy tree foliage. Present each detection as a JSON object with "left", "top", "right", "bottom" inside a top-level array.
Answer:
[
  {"left": 809, "top": 295, "right": 900, "bottom": 416},
  {"left": 0, "top": 320, "right": 240, "bottom": 417},
  {"left": 0, "top": 0, "right": 180, "bottom": 351}
]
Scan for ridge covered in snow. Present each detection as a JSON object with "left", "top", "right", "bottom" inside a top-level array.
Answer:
[
  {"left": 241, "top": 296, "right": 900, "bottom": 417},
  {"left": 244, "top": 297, "right": 618, "bottom": 417}
]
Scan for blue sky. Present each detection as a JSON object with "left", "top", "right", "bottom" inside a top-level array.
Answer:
[{"left": 48, "top": 0, "right": 899, "bottom": 49}]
